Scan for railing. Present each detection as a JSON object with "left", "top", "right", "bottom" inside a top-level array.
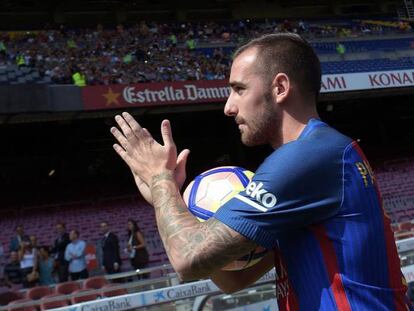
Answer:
[{"left": 54, "top": 270, "right": 276, "bottom": 311}]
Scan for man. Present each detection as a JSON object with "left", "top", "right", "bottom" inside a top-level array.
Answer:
[
  {"left": 100, "top": 221, "right": 121, "bottom": 274},
  {"left": 0, "top": 241, "right": 4, "bottom": 279},
  {"left": 9, "top": 225, "right": 28, "bottom": 252},
  {"left": 3, "top": 251, "right": 22, "bottom": 289},
  {"left": 110, "top": 33, "right": 409, "bottom": 310},
  {"left": 64, "top": 230, "right": 88, "bottom": 281},
  {"left": 29, "top": 235, "right": 38, "bottom": 250},
  {"left": 51, "top": 222, "right": 70, "bottom": 282}
]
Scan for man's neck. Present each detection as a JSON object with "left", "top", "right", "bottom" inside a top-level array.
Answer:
[{"left": 279, "top": 103, "right": 319, "bottom": 147}]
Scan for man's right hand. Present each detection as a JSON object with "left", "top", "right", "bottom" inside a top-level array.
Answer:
[{"left": 131, "top": 148, "right": 190, "bottom": 205}]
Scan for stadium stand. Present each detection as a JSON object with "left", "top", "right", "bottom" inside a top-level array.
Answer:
[
  {"left": 1, "top": 159, "right": 413, "bottom": 276},
  {"left": 0, "top": 197, "right": 169, "bottom": 274},
  {"left": 376, "top": 158, "right": 414, "bottom": 238},
  {"left": 313, "top": 37, "right": 414, "bottom": 54},
  {"left": 321, "top": 57, "right": 414, "bottom": 74},
  {"left": 0, "top": 19, "right": 413, "bottom": 85}
]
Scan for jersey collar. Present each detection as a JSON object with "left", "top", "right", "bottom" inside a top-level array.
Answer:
[{"left": 297, "top": 118, "right": 326, "bottom": 140}]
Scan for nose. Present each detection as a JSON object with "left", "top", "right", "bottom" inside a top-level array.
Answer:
[{"left": 224, "top": 95, "right": 238, "bottom": 117}]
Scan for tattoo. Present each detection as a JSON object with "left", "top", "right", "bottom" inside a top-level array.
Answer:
[
  {"left": 151, "top": 171, "right": 256, "bottom": 280},
  {"left": 151, "top": 172, "right": 174, "bottom": 184}
]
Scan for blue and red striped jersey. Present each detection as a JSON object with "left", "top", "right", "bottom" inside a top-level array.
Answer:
[{"left": 214, "top": 118, "right": 409, "bottom": 310}]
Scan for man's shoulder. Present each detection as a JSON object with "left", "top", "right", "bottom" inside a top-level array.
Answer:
[{"left": 263, "top": 123, "right": 352, "bottom": 169}]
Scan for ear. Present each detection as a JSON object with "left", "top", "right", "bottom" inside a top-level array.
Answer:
[{"left": 271, "top": 73, "right": 290, "bottom": 104}]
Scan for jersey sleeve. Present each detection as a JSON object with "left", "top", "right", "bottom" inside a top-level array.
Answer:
[{"left": 214, "top": 141, "right": 344, "bottom": 249}]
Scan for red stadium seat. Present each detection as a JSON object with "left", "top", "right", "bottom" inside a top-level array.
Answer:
[
  {"left": 40, "top": 294, "right": 68, "bottom": 310},
  {"left": 70, "top": 289, "right": 99, "bottom": 304},
  {"left": 0, "top": 291, "right": 23, "bottom": 306},
  {"left": 399, "top": 222, "right": 414, "bottom": 231},
  {"left": 83, "top": 276, "right": 108, "bottom": 289},
  {"left": 7, "top": 299, "right": 36, "bottom": 311},
  {"left": 100, "top": 284, "right": 128, "bottom": 297},
  {"left": 26, "top": 286, "right": 52, "bottom": 300},
  {"left": 55, "top": 281, "right": 81, "bottom": 295}
]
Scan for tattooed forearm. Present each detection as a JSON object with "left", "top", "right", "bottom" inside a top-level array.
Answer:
[{"left": 151, "top": 171, "right": 256, "bottom": 280}]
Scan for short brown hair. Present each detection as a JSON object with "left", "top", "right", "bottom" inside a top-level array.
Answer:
[{"left": 233, "top": 33, "right": 321, "bottom": 100}]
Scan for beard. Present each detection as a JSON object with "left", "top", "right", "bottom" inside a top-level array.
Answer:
[{"left": 237, "top": 91, "right": 283, "bottom": 148}]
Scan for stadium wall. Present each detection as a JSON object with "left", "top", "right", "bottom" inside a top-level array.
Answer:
[{"left": 1, "top": 68, "right": 414, "bottom": 115}]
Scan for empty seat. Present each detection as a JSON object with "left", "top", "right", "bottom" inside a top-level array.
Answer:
[
  {"left": 83, "top": 276, "right": 108, "bottom": 290},
  {"left": 101, "top": 284, "right": 128, "bottom": 297},
  {"left": 70, "top": 289, "right": 99, "bottom": 304},
  {"left": 40, "top": 294, "right": 68, "bottom": 310},
  {"left": 20, "top": 67, "right": 30, "bottom": 74},
  {"left": 0, "top": 291, "right": 23, "bottom": 305},
  {"left": 55, "top": 281, "right": 81, "bottom": 295},
  {"left": 31, "top": 72, "right": 40, "bottom": 79},
  {"left": 26, "top": 286, "right": 51, "bottom": 300},
  {"left": 17, "top": 77, "right": 26, "bottom": 84},
  {"left": 7, "top": 299, "right": 36, "bottom": 311},
  {"left": 399, "top": 222, "right": 414, "bottom": 231}
]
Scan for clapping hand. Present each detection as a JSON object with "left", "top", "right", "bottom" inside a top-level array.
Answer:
[{"left": 110, "top": 112, "right": 190, "bottom": 204}]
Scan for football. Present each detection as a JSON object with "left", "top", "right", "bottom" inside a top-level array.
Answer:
[{"left": 183, "top": 166, "right": 267, "bottom": 271}]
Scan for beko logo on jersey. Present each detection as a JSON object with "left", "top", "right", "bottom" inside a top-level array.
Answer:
[
  {"left": 245, "top": 182, "right": 277, "bottom": 208},
  {"left": 234, "top": 182, "right": 277, "bottom": 212}
]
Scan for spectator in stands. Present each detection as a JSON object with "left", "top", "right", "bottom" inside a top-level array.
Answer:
[
  {"left": 18, "top": 237, "right": 38, "bottom": 288},
  {"left": 38, "top": 246, "right": 56, "bottom": 285},
  {"left": 71, "top": 65, "right": 86, "bottom": 87},
  {"left": 100, "top": 221, "right": 121, "bottom": 274},
  {"left": 336, "top": 41, "right": 346, "bottom": 60},
  {"left": 29, "top": 235, "right": 38, "bottom": 250},
  {"left": 0, "top": 242, "right": 4, "bottom": 279},
  {"left": 65, "top": 230, "right": 88, "bottom": 281},
  {"left": 3, "top": 251, "right": 22, "bottom": 289},
  {"left": 126, "top": 219, "right": 149, "bottom": 279},
  {"left": 51, "top": 222, "right": 70, "bottom": 282},
  {"left": 1, "top": 19, "right": 412, "bottom": 86},
  {"left": 9, "top": 225, "right": 28, "bottom": 252}
]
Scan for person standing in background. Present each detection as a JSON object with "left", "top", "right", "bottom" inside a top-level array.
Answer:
[
  {"left": 65, "top": 230, "right": 88, "bottom": 281},
  {"left": 336, "top": 41, "right": 346, "bottom": 60},
  {"left": 38, "top": 246, "right": 55, "bottom": 285},
  {"left": 9, "top": 225, "right": 28, "bottom": 252},
  {"left": 100, "top": 221, "right": 121, "bottom": 274},
  {"left": 0, "top": 241, "right": 4, "bottom": 280},
  {"left": 126, "top": 219, "right": 149, "bottom": 279},
  {"left": 3, "top": 251, "right": 22, "bottom": 289},
  {"left": 29, "top": 235, "right": 38, "bottom": 250},
  {"left": 51, "top": 223, "right": 70, "bottom": 282},
  {"left": 18, "top": 237, "right": 38, "bottom": 288}
]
